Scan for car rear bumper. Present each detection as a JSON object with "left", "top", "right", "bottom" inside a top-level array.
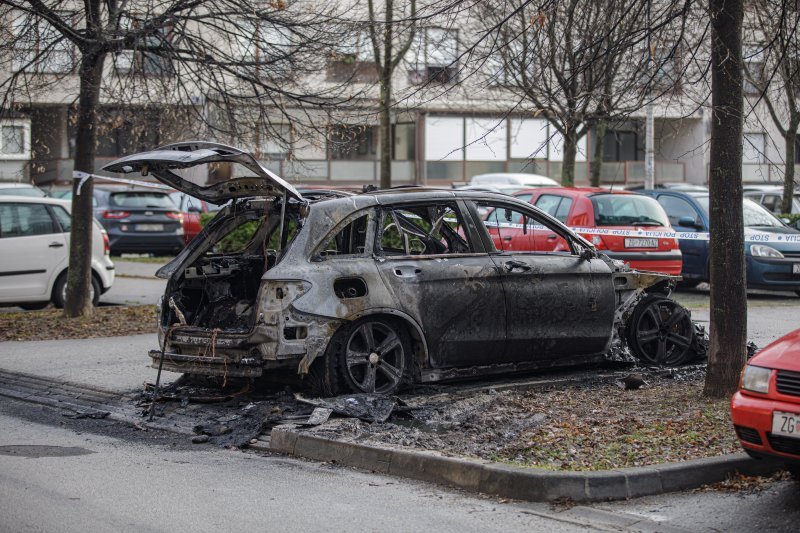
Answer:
[
  {"left": 730, "top": 391, "right": 800, "bottom": 465},
  {"left": 601, "top": 250, "right": 683, "bottom": 276},
  {"left": 108, "top": 233, "right": 185, "bottom": 254}
]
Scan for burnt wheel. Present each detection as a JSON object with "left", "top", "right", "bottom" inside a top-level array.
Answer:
[
  {"left": 340, "top": 318, "right": 410, "bottom": 394},
  {"left": 627, "top": 295, "right": 694, "bottom": 366}
]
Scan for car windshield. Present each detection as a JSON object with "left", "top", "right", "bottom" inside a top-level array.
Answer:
[
  {"left": 110, "top": 192, "right": 176, "bottom": 208},
  {"left": 591, "top": 194, "right": 669, "bottom": 227},
  {"left": 0, "top": 186, "right": 46, "bottom": 197},
  {"left": 695, "top": 196, "right": 784, "bottom": 227}
]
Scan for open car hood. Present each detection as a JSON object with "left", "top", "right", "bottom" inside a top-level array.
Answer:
[{"left": 102, "top": 141, "right": 303, "bottom": 205}]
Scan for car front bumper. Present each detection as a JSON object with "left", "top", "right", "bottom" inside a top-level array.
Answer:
[
  {"left": 730, "top": 390, "right": 800, "bottom": 465},
  {"left": 601, "top": 250, "right": 683, "bottom": 276},
  {"left": 747, "top": 255, "right": 800, "bottom": 291}
]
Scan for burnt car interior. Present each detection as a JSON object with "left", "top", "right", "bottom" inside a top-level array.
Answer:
[
  {"left": 378, "top": 203, "right": 471, "bottom": 256},
  {"left": 165, "top": 199, "right": 303, "bottom": 331}
]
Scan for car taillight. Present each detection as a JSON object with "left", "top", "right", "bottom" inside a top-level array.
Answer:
[
  {"left": 102, "top": 231, "right": 110, "bottom": 255},
  {"left": 165, "top": 212, "right": 184, "bottom": 221},
  {"left": 103, "top": 210, "right": 130, "bottom": 219},
  {"left": 588, "top": 234, "right": 608, "bottom": 250}
]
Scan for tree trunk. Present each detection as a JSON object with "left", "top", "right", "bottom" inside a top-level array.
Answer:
[
  {"left": 782, "top": 128, "right": 797, "bottom": 214},
  {"left": 379, "top": 82, "right": 392, "bottom": 189},
  {"left": 590, "top": 120, "right": 607, "bottom": 187},
  {"left": 560, "top": 131, "right": 578, "bottom": 186},
  {"left": 704, "top": 0, "right": 746, "bottom": 399},
  {"left": 64, "top": 51, "right": 105, "bottom": 318}
]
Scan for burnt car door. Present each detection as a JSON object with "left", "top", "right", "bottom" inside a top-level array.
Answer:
[
  {"left": 372, "top": 200, "right": 507, "bottom": 368},
  {"left": 469, "top": 199, "right": 615, "bottom": 362}
]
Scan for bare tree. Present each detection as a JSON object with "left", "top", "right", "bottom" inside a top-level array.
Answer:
[
  {"left": 474, "top": 0, "right": 689, "bottom": 186},
  {"left": 366, "top": 0, "right": 417, "bottom": 189},
  {"left": 704, "top": 0, "right": 746, "bottom": 398},
  {"left": 0, "top": 0, "right": 352, "bottom": 317},
  {"left": 743, "top": 1, "right": 800, "bottom": 213}
]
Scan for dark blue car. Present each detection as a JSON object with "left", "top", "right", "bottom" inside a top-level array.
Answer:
[{"left": 640, "top": 190, "right": 800, "bottom": 295}]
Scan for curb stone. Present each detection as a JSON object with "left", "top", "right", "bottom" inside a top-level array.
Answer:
[{"left": 269, "top": 424, "right": 785, "bottom": 502}]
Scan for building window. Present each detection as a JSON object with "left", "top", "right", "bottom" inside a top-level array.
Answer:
[
  {"left": 407, "top": 28, "right": 458, "bottom": 85},
  {"left": 1, "top": 126, "right": 25, "bottom": 155},
  {"left": 650, "top": 44, "right": 682, "bottom": 92},
  {"left": 330, "top": 125, "right": 378, "bottom": 160},
  {"left": 257, "top": 125, "right": 292, "bottom": 160},
  {"left": 233, "top": 18, "right": 291, "bottom": 79},
  {"left": 11, "top": 12, "right": 75, "bottom": 73},
  {"left": 393, "top": 123, "right": 416, "bottom": 161},
  {"left": 743, "top": 46, "right": 766, "bottom": 96},
  {"left": 327, "top": 33, "right": 378, "bottom": 83},
  {"left": 603, "top": 131, "right": 638, "bottom": 162},
  {"left": 114, "top": 15, "right": 174, "bottom": 77},
  {"left": 743, "top": 132, "right": 766, "bottom": 164}
]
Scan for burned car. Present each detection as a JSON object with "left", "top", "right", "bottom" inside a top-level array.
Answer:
[{"left": 105, "top": 142, "right": 704, "bottom": 396}]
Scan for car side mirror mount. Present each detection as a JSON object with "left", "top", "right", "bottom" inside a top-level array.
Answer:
[
  {"left": 677, "top": 216, "right": 702, "bottom": 230},
  {"left": 579, "top": 246, "right": 595, "bottom": 261}
]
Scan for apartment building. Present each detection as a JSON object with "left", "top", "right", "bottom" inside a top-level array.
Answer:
[{"left": 1, "top": 3, "right": 796, "bottom": 190}]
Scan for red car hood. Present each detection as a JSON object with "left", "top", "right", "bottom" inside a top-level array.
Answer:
[{"left": 751, "top": 328, "right": 800, "bottom": 372}]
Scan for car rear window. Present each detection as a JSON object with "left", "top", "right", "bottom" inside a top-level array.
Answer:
[
  {"left": 591, "top": 194, "right": 669, "bottom": 227},
  {"left": 110, "top": 192, "right": 175, "bottom": 208}
]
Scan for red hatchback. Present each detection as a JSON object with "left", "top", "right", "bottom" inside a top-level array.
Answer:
[
  {"left": 513, "top": 187, "right": 682, "bottom": 275},
  {"left": 731, "top": 329, "right": 800, "bottom": 479}
]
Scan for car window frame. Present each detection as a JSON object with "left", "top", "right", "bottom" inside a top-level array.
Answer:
[
  {"left": 656, "top": 193, "right": 703, "bottom": 228},
  {"left": 372, "top": 200, "right": 484, "bottom": 259},
  {"left": 0, "top": 201, "right": 59, "bottom": 238},
  {"left": 310, "top": 207, "right": 377, "bottom": 261},
  {"left": 465, "top": 198, "right": 580, "bottom": 256}
]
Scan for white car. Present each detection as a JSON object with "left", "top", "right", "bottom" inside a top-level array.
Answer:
[
  {"left": 469, "top": 172, "right": 560, "bottom": 191},
  {"left": 0, "top": 196, "right": 115, "bottom": 309}
]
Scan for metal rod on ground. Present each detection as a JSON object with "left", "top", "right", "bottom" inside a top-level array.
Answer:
[{"left": 148, "top": 329, "right": 171, "bottom": 421}]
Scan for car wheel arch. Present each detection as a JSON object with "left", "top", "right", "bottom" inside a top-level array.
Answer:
[
  {"left": 50, "top": 268, "right": 104, "bottom": 307},
  {"left": 343, "top": 308, "right": 430, "bottom": 375}
]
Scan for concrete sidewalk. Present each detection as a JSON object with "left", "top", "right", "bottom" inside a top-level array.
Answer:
[{"left": 0, "top": 334, "right": 173, "bottom": 393}]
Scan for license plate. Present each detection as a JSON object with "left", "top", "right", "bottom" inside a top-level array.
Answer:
[
  {"left": 772, "top": 411, "right": 800, "bottom": 438},
  {"left": 625, "top": 238, "right": 658, "bottom": 248},
  {"left": 793, "top": 264, "right": 800, "bottom": 274},
  {"left": 135, "top": 224, "right": 164, "bottom": 232}
]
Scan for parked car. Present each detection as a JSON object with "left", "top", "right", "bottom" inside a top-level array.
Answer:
[
  {"left": 169, "top": 191, "right": 221, "bottom": 244},
  {"left": 626, "top": 182, "right": 708, "bottom": 193},
  {"left": 731, "top": 328, "right": 800, "bottom": 480},
  {"left": 103, "top": 142, "right": 706, "bottom": 395},
  {"left": 641, "top": 190, "right": 800, "bottom": 294},
  {"left": 743, "top": 185, "right": 800, "bottom": 216},
  {"left": 61, "top": 185, "right": 185, "bottom": 255},
  {"left": 470, "top": 172, "right": 560, "bottom": 192},
  {"left": 0, "top": 182, "right": 48, "bottom": 197},
  {"left": 0, "top": 196, "right": 114, "bottom": 309},
  {"left": 510, "top": 187, "right": 682, "bottom": 275}
]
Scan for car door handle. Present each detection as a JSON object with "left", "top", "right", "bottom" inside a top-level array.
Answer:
[
  {"left": 547, "top": 234, "right": 558, "bottom": 240},
  {"left": 49, "top": 242, "right": 64, "bottom": 248},
  {"left": 502, "top": 236, "right": 513, "bottom": 241},
  {"left": 394, "top": 267, "right": 422, "bottom": 278},
  {"left": 504, "top": 260, "right": 531, "bottom": 272}
]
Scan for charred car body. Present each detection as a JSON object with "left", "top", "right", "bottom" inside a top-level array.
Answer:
[{"left": 105, "top": 142, "right": 705, "bottom": 395}]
